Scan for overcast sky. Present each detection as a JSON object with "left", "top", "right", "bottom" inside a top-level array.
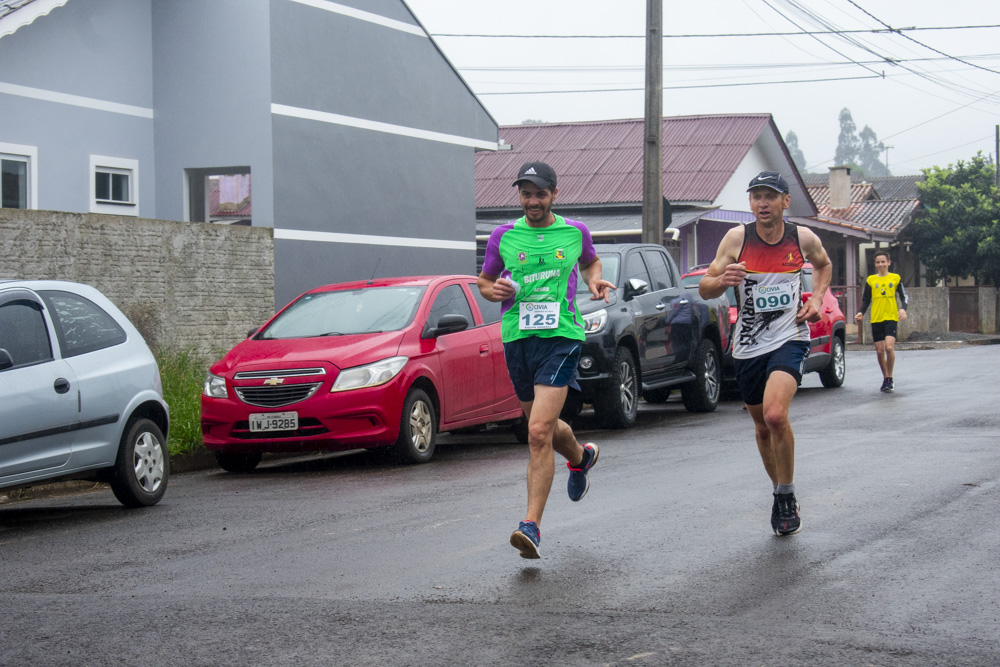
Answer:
[{"left": 406, "top": 0, "right": 1000, "bottom": 176}]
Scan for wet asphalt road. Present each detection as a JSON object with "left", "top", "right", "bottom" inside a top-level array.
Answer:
[{"left": 2, "top": 345, "right": 999, "bottom": 666}]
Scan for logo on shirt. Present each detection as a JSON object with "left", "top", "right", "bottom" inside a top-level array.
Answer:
[
  {"left": 517, "top": 252, "right": 527, "bottom": 264},
  {"left": 555, "top": 249, "right": 565, "bottom": 260}
]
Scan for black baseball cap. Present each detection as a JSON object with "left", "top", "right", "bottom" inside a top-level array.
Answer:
[
  {"left": 747, "top": 170, "right": 790, "bottom": 194},
  {"left": 513, "top": 162, "right": 557, "bottom": 190}
]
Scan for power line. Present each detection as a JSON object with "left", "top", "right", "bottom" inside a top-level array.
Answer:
[
  {"left": 845, "top": 0, "right": 1000, "bottom": 76},
  {"left": 884, "top": 135, "right": 994, "bottom": 168},
  {"left": 458, "top": 54, "right": 1000, "bottom": 73},
  {"left": 429, "top": 24, "right": 1000, "bottom": 39},
  {"left": 476, "top": 73, "right": 882, "bottom": 96}
]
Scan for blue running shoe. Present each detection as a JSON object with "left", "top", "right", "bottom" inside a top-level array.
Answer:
[
  {"left": 567, "top": 442, "right": 599, "bottom": 502},
  {"left": 510, "top": 520, "right": 541, "bottom": 559}
]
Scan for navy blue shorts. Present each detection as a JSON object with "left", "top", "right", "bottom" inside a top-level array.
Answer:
[
  {"left": 502, "top": 336, "right": 582, "bottom": 402},
  {"left": 871, "top": 320, "right": 898, "bottom": 342},
  {"left": 733, "top": 340, "right": 810, "bottom": 406}
]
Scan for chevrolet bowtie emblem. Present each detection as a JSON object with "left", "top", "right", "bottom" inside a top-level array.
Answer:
[{"left": 263, "top": 377, "right": 284, "bottom": 386}]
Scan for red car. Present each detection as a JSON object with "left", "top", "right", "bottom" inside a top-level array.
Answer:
[
  {"left": 201, "top": 276, "right": 523, "bottom": 471},
  {"left": 681, "top": 263, "right": 846, "bottom": 388}
]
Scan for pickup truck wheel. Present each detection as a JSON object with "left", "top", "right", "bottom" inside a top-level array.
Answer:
[
  {"left": 681, "top": 340, "right": 721, "bottom": 413},
  {"left": 819, "top": 335, "right": 846, "bottom": 387},
  {"left": 594, "top": 347, "right": 638, "bottom": 429}
]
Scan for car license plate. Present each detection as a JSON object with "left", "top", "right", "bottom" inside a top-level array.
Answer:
[{"left": 249, "top": 412, "right": 298, "bottom": 432}]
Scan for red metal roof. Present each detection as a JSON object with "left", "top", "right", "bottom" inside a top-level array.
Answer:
[{"left": 476, "top": 114, "right": 773, "bottom": 208}]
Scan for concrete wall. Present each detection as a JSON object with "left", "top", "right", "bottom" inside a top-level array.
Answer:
[
  {"left": 856, "top": 286, "right": 950, "bottom": 344},
  {"left": 978, "top": 287, "right": 998, "bottom": 334},
  {"left": 0, "top": 209, "right": 273, "bottom": 355}
]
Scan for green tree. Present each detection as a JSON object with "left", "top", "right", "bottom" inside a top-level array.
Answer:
[
  {"left": 908, "top": 152, "right": 1000, "bottom": 286},
  {"left": 834, "top": 107, "right": 860, "bottom": 167},
  {"left": 785, "top": 130, "right": 807, "bottom": 173}
]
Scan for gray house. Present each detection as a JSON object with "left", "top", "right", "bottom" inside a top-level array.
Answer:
[{"left": 0, "top": 0, "right": 498, "bottom": 306}]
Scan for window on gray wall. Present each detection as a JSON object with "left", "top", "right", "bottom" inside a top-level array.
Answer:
[
  {"left": 1, "top": 154, "right": 28, "bottom": 209},
  {"left": 187, "top": 167, "right": 252, "bottom": 226}
]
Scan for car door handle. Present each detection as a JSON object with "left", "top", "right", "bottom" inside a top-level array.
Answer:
[
  {"left": 655, "top": 303, "right": 666, "bottom": 310},
  {"left": 54, "top": 378, "right": 71, "bottom": 394},
  {"left": 480, "top": 344, "right": 490, "bottom": 355}
]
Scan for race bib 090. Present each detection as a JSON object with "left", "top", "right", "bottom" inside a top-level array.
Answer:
[{"left": 753, "top": 283, "right": 794, "bottom": 313}]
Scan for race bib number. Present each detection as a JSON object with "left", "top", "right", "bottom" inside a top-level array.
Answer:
[
  {"left": 753, "top": 283, "right": 794, "bottom": 313},
  {"left": 519, "top": 302, "right": 559, "bottom": 330}
]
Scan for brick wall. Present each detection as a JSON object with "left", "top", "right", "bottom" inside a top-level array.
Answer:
[{"left": 0, "top": 209, "right": 274, "bottom": 355}]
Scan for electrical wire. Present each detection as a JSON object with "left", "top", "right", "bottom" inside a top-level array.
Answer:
[{"left": 429, "top": 24, "right": 1000, "bottom": 39}]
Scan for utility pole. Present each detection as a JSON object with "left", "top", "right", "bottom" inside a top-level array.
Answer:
[
  {"left": 641, "top": 0, "right": 663, "bottom": 245},
  {"left": 883, "top": 144, "right": 893, "bottom": 177},
  {"left": 995, "top": 125, "right": 998, "bottom": 189}
]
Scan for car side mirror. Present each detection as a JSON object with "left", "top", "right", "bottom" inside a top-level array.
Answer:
[
  {"left": 624, "top": 278, "right": 649, "bottom": 301},
  {"left": 422, "top": 313, "right": 470, "bottom": 338},
  {"left": 0, "top": 348, "right": 12, "bottom": 371},
  {"left": 247, "top": 327, "right": 259, "bottom": 339}
]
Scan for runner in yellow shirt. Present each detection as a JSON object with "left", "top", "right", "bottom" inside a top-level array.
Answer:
[{"left": 855, "top": 250, "right": 909, "bottom": 392}]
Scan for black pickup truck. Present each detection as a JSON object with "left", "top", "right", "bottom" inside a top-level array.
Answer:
[{"left": 571, "top": 243, "right": 730, "bottom": 428}]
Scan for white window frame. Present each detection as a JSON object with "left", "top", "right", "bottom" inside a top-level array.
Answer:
[
  {"left": 0, "top": 142, "right": 39, "bottom": 209},
  {"left": 90, "top": 155, "right": 138, "bottom": 216}
]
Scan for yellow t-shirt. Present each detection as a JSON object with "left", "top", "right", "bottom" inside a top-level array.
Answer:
[{"left": 866, "top": 273, "right": 904, "bottom": 323}]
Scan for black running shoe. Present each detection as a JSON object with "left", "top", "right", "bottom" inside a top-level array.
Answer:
[
  {"left": 772, "top": 492, "right": 802, "bottom": 536},
  {"left": 887, "top": 378, "right": 894, "bottom": 392},
  {"left": 880, "top": 378, "right": 892, "bottom": 392}
]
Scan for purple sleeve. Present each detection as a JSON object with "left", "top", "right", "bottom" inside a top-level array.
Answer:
[
  {"left": 568, "top": 219, "right": 597, "bottom": 265},
  {"left": 481, "top": 223, "right": 514, "bottom": 277}
]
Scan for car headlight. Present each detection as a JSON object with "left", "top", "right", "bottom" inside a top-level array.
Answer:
[
  {"left": 332, "top": 356, "right": 409, "bottom": 392},
  {"left": 583, "top": 309, "right": 607, "bottom": 334},
  {"left": 203, "top": 372, "right": 228, "bottom": 398}
]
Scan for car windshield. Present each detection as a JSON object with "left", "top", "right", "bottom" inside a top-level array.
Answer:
[
  {"left": 259, "top": 286, "right": 426, "bottom": 339},
  {"left": 576, "top": 254, "right": 619, "bottom": 295}
]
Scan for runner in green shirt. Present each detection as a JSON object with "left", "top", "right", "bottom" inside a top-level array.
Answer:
[{"left": 478, "top": 161, "right": 614, "bottom": 559}]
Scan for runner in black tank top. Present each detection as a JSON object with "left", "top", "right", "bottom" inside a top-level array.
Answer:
[{"left": 697, "top": 171, "right": 833, "bottom": 537}]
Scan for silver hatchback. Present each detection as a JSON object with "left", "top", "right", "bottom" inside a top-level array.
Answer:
[{"left": 0, "top": 280, "right": 170, "bottom": 506}]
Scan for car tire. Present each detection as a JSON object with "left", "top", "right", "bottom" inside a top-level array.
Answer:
[
  {"left": 643, "top": 387, "right": 672, "bottom": 403},
  {"left": 391, "top": 388, "right": 437, "bottom": 464},
  {"left": 819, "top": 335, "right": 846, "bottom": 388},
  {"left": 109, "top": 418, "right": 169, "bottom": 507},
  {"left": 215, "top": 452, "right": 262, "bottom": 473},
  {"left": 681, "top": 340, "right": 721, "bottom": 413},
  {"left": 594, "top": 346, "right": 638, "bottom": 429}
]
